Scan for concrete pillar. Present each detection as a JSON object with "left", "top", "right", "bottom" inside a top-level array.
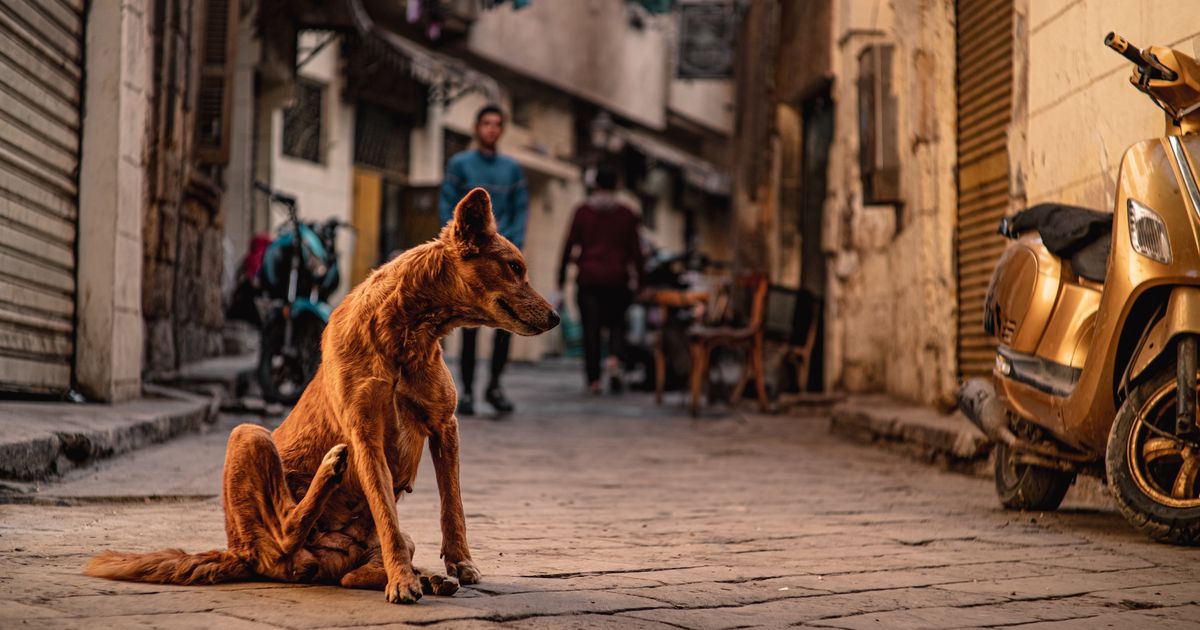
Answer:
[
  {"left": 410, "top": 93, "right": 446, "bottom": 186},
  {"left": 76, "top": 1, "right": 150, "bottom": 402}
]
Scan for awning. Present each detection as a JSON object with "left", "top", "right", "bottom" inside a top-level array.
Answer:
[
  {"left": 507, "top": 146, "right": 580, "bottom": 181},
  {"left": 615, "top": 127, "right": 731, "bottom": 196},
  {"left": 345, "top": 0, "right": 501, "bottom": 103}
]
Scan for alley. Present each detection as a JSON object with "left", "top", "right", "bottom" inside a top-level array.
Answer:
[{"left": 2, "top": 362, "right": 1199, "bottom": 629}]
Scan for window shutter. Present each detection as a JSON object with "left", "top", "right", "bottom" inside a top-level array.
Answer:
[
  {"left": 857, "top": 44, "right": 900, "bottom": 204},
  {"left": 955, "top": 0, "right": 1013, "bottom": 378},
  {"left": 195, "top": 0, "right": 239, "bottom": 165}
]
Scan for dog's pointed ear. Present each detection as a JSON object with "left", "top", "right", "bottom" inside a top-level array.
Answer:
[{"left": 448, "top": 188, "right": 496, "bottom": 253}]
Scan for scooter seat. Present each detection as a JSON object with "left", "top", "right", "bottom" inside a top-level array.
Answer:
[
  {"left": 1069, "top": 230, "right": 1110, "bottom": 283},
  {"left": 1004, "top": 203, "right": 1112, "bottom": 282}
]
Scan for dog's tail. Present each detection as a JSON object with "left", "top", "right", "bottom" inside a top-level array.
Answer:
[{"left": 84, "top": 549, "right": 251, "bottom": 585}]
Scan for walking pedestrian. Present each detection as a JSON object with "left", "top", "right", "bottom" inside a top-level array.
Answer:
[
  {"left": 439, "top": 104, "right": 529, "bottom": 415},
  {"left": 557, "top": 167, "right": 645, "bottom": 394}
]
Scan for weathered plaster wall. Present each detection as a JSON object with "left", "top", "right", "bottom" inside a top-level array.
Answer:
[
  {"left": 730, "top": 0, "right": 780, "bottom": 277},
  {"left": 822, "top": 0, "right": 958, "bottom": 405},
  {"left": 467, "top": 0, "right": 669, "bottom": 130},
  {"left": 1024, "top": 1, "right": 1200, "bottom": 209}
]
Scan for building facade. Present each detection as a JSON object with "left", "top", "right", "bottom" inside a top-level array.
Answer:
[
  {"left": 733, "top": 0, "right": 1200, "bottom": 407},
  {"left": 0, "top": 0, "right": 239, "bottom": 401},
  {"left": 225, "top": 0, "right": 734, "bottom": 365}
]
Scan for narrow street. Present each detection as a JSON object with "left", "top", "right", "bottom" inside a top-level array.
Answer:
[{"left": 1, "top": 361, "right": 1198, "bottom": 629}]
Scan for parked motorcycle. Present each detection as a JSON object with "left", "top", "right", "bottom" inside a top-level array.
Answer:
[
  {"left": 254, "top": 182, "right": 347, "bottom": 405},
  {"left": 958, "top": 34, "right": 1200, "bottom": 544}
]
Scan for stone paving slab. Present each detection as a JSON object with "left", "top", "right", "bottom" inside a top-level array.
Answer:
[
  {"left": 1, "top": 362, "right": 1199, "bottom": 628},
  {"left": 828, "top": 394, "right": 1115, "bottom": 506}
]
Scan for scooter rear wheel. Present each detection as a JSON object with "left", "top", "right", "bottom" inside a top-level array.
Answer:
[
  {"left": 1107, "top": 364, "right": 1200, "bottom": 545},
  {"left": 993, "top": 439, "right": 1075, "bottom": 511}
]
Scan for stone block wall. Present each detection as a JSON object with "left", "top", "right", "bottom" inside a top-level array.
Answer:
[{"left": 140, "top": 0, "right": 228, "bottom": 377}]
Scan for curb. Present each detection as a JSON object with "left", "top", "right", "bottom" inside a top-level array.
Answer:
[
  {"left": 829, "top": 396, "right": 993, "bottom": 477},
  {"left": 0, "top": 386, "right": 218, "bottom": 482}
]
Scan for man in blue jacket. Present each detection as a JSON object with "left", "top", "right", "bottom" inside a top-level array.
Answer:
[{"left": 439, "top": 104, "right": 529, "bottom": 415}]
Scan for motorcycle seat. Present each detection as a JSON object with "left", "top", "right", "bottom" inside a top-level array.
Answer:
[{"left": 1003, "top": 203, "right": 1112, "bottom": 283}]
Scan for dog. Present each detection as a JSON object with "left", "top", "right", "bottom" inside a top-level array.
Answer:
[{"left": 85, "top": 188, "right": 559, "bottom": 604}]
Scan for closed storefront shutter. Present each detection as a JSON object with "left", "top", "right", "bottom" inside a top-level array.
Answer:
[
  {"left": 0, "top": 1, "right": 84, "bottom": 394},
  {"left": 956, "top": 0, "right": 1012, "bottom": 378}
]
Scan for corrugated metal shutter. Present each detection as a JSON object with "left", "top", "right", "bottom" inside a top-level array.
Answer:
[
  {"left": 0, "top": 0, "right": 84, "bottom": 394},
  {"left": 956, "top": 0, "right": 1012, "bottom": 378}
]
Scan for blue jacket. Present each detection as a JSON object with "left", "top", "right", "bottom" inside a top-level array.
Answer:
[{"left": 438, "top": 149, "right": 529, "bottom": 249}]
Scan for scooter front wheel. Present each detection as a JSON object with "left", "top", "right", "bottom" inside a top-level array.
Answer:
[
  {"left": 257, "top": 312, "right": 324, "bottom": 405},
  {"left": 993, "top": 440, "right": 1075, "bottom": 511},
  {"left": 1107, "top": 364, "right": 1200, "bottom": 545}
]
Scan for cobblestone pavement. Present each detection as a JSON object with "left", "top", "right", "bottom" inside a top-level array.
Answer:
[{"left": 2, "top": 361, "right": 1199, "bottom": 629}]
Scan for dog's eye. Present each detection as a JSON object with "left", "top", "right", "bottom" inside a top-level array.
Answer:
[{"left": 508, "top": 261, "right": 523, "bottom": 276}]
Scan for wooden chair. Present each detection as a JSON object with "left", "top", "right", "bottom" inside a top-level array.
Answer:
[
  {"left": 763, "top": 286, "right": 821, "bottom": 394},
  {"left": 686, "top": 274, "right": 769, "bottom": 416}
]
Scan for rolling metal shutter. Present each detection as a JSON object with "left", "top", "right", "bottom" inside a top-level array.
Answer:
[
  {"left": 955, "top": 0, "right": 1012, "bottom": 378},
  {"left": 0, "top": 0, "right": 84, "bottom": 394}
]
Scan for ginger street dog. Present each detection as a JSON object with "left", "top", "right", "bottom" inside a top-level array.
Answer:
[{"left": 85, "top": 188, "right": 559, "bottom": 604}]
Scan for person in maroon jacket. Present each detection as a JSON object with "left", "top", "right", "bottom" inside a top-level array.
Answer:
[{"left": 557, "top": 167, "right": 645, "bottom": 394}]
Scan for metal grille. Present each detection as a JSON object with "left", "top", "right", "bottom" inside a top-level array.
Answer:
[
  {"left": 283, "top": 79, "right": 324, "bottom": 163},
  {"left": 354, "top": 103, "right": 410, "bottom": 175},
  {"left": 956, "top": 0, "right": 1013, "bottom": 378}
]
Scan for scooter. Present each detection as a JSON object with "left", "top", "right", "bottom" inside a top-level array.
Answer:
[
  {"left": 958, "top": 33, "right": 1200, "bottom": 545},
  {"left": 254, "top": 182, "right": 347, "bottom": 405}
]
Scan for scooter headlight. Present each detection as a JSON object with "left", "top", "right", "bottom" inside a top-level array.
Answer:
[{"left": 1128, "top": 198, "right": 1172, "bottom": 264}]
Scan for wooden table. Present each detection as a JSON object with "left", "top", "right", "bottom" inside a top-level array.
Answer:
[{"left": 642, "top": 288, "right": 710, "bottom": 405}]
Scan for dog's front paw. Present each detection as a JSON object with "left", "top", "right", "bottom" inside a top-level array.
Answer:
[
  {"left": 446, "top": 559, "right": 481, "bottom": 585},
  {"left": 385, "top": 569, "right": 423, "bottom": 604}
]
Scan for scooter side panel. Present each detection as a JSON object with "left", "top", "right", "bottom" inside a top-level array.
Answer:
[{"left": 984, "top": 237, "right": 1059, "bottom": 354}]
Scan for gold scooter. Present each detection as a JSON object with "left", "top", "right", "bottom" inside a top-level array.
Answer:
[{"left": 958, "top": 33, "right": 1200, "bottom": 544}]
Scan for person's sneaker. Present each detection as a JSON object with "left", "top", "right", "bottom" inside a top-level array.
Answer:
[
  {"left": 457, "top": 393, "right": 475, "bottom": 416},
  {"left": 609, "top": 374, "right": 624, "bottom": 394},
  {"left": 485, "top": 385, "right": 515, "bottom": 413}
]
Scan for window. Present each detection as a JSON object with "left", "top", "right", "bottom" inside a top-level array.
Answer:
[
  {"left": 354, "top": 102, "right": 410, "bottom": 175},
  {"left": 283, "top": 79, "right": 325, "bottom": 163},
  {"left": 194, "top": 0, "right": 238, "bottom": 165},
  {"left": 858, "top": 44, "right": 899, "bottom": 204}
]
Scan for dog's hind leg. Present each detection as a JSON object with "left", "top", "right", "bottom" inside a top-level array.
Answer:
[{"left": 222, "top": 425, "right": 346, "bottom": 580}]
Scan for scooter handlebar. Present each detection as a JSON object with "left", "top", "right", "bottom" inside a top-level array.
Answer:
[
  {"left": 1105, "top": 32, "right": 1178, "bottom": 82},
  {"left": 1105, "top": 32, "right": 1148, "bottom": 68},
  {"left": 254, "top": 180, "right": 297, "bottom": 207}
]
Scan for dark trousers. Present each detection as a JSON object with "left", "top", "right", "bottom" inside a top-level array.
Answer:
[
  {"left": 577, "top": 284, "right": 632, "bottom": 384},
  {"left": 460, "top": 327, "right": 511, "bottom": 394}
]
